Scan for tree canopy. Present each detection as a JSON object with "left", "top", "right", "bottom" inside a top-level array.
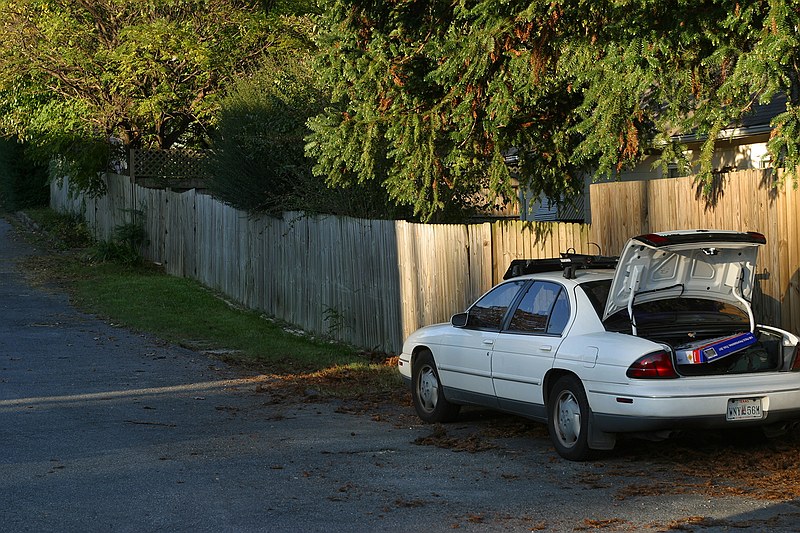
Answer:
[
  {"left": 207, "top": 16, "right": 412, "bottom": 220},
  {"left": 0, "top": 0, "right": 302, "bottom": 191},
  {"left": 307, "top": 0, "right": 800, "bottom": 221},
  {"left": 2, "top": 0, "right": 799, "bottom": 217}
]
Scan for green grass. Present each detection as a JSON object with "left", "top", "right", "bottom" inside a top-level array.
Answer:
[
  {"left": 73, "top": 262, "right": 361, "bottom": 372},
  {"left": 13, "top": 209, "right": 403, "bottom": 397},
  {"left": 23, "top": 207, "right": 93, "bottom": 249}
]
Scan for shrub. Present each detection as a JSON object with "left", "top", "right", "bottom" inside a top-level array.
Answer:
[
  {"left": 0, "top": 138, "right": 49, "bottom": 210},
  {"left": 207, "top": 54, "right": 410, "bottom": 220},
  {"left": 89, "top": 208, "right": 149, "bottom": 265}
]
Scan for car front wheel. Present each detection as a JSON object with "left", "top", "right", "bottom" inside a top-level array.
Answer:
[
  {"left": 411, "top": 350, "right": 460, "bottom": 423},
  {"left": 548, "top": 375, "right": 592, "bottom": 461}
]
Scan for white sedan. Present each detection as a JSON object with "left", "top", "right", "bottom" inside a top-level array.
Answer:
[{"left": 398, "top": 230, "right": 800, "bottom": 460}]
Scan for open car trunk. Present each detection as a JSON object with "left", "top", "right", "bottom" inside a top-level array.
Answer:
[
  {"left": 603, "top": 297, "right": 795, "bottom": 376},
  {"left": 601, "top": 230, "right": 799, "bottom": 376}
]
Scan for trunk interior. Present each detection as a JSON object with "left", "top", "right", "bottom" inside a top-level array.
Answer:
[
  {"left": 672, "top": 328, "right": 783, "bottom": 376},
  {"left": 602, "top": 297, "right": 790, "bottom": 376}
]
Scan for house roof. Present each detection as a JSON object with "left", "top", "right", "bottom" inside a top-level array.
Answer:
[{"left": 673, "top": 94, "right": 786, "bottom": 143}]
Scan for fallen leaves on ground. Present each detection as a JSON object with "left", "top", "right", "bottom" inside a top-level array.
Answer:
[
  {"left": 252, "top": 356, "right": 408, "bottom": 410},
  {"left": 609, "top": 429, "right": 800, "bottom": 501},
  {"left": 413, "top": 424, "right": 500, "bottom": 452},
  {"left": 258, "top": 363, "right": 800, "bottom": 502},
  {"left": 575, "top": 518, "right": 632, "bottom": 530}
]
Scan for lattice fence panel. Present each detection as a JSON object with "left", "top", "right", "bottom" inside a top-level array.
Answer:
[{"left": 131, "top": 149, "right": 210, "bottom": 180}]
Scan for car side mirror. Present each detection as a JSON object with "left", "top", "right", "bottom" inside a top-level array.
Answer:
[{"left": 451, "top": 312, "right": 468, "bottom": 328}]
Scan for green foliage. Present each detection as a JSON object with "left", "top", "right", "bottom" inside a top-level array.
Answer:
[
  {"left": 23, "top": 207, "right": 93, "bottom": 249},
  {"left": 0, "top": 0, "right": 294, "bottom": 193},
  {"left": 209, "top": 46, "right": 411, "bottom": 219},
  {"left": 208, "top": 52, "right": 322, "bottom": 215},
  {"left": 89, "top": 208, "right": 149, "bottom": 265},
  {"left": 323, "top": 305, "right": 348, "bottom": 338},
  {"left": 309, "top": 0, "right": 800, "bottom": 219},
  {"left": 0, "top": 138, "right": 49, "bottom": 210}
]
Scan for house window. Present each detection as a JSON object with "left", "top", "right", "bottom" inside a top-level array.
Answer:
[{"left": 667, "top": 163, "right": 680, "bottom": 178}]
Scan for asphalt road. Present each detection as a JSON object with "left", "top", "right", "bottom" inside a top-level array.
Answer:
[{"left": 2, "top": 216, "right": 800, "bottom": 532}]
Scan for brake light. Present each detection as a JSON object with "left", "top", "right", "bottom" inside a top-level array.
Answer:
[
  {"left": 746, "top": 231, "right": 767, "bottom": 244},
  {"left": 627, "top": 350, "right": 679, "bottom": 379},
  {"left": 790, "top": 345, "right": 800, "bottom": 371},
  {"left": 637, "top": 233, "right": 670, "bottom": 246}
]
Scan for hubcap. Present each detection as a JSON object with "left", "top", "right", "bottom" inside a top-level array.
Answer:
[
  {"left": 417, "top": 366, "right": 439, "bottom": 412},
  {"left": 555, "top": 391, "right": 581, "bottom": 447}
]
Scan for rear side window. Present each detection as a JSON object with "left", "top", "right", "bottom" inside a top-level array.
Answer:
[
  {"left": 467, "top": 281, "right": 525, "bottom": 330},
  {"left": 507, "top": 281, "right": 570, "bottom": 335},
  {"left": 579, "top": 279, "right": 611, "bottom": 318}
]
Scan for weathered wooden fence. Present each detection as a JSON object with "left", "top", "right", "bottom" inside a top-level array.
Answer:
[
  {"left": 590, "top": 169, "right": 800, "bottom": 334},
  {"left": 51, "top": 174, "right": 592, "bottom": 352},
  {"left": 52, "top": 168, "right": 800, "bottom": 352}
]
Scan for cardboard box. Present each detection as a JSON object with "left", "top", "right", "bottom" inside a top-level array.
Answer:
[{"left": 675, "top": 332, "right": 757, "bottom": 365}]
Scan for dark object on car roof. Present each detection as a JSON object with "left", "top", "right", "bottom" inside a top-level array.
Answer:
[{"left": 504, "top": 253, "right": 618, "bottom": 280}]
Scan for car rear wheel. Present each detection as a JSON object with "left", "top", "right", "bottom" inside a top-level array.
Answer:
[
  {"left": 412, "top": 350, "right": 460, "bottom": 423},
  {"left": 548, "top": 375, "right": 592, "bottom": 461}
]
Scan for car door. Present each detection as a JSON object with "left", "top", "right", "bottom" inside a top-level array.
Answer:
[
  {"left": 435, "top": 280, "right": 526, "bottom": 402},
  {"left": 491, "top": 281, "right": 571, "bottom": 417}
]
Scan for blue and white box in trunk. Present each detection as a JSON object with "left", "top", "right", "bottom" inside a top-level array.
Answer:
[{"left": 675, "top": 332, "right": 758, "bottom": 365}]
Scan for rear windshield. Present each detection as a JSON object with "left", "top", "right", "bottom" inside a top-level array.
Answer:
[
  {"left": 577, "top": 279, "right": 750, "bottom": 333},
  {"left": 604, "top": 298, "right": 749, "bottom": 333}
]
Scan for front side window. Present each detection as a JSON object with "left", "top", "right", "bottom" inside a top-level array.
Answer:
[
  {"left": 508, "top": 281, "right": 571, "bottom": 335},
  {"left": 467, "top": 281, "right": 525, "bottom": 331}
]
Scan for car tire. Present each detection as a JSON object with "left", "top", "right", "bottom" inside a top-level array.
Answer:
[
  {"left": 411, "top": 350, "right": 460, "bottom": 423},
  {"left": 547, "top": 375, "right": 592, "bottom": 461}
]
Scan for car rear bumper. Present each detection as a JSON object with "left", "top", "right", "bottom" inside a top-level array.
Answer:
[
  {"left": 593, "top": 408, "right": 800, "bottom": 433},
  {"left": 587, "top": 376, "right": 800, "bottom": 433}
]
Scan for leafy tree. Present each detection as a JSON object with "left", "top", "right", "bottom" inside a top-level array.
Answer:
[
  {"left": 208, "top": 21, "right": 411, "bottom": 219},
  {"left": 308, "top": 0, "right": 800, "bottom": 220},
  {"left": 562, "top": 0, "right": 800, "bottom": 191},
  {"left": 0, "top": 0, "right": 296, "bottom": 192},
  {"left": 209, "top": 51, "right": 324, "bottom": 215}
]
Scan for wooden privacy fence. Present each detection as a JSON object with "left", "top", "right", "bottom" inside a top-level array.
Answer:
[
  {"left": 51, "top": 174, "right": 592, "bottom": 353},
  {"left": 52, "top": 168, "right": 800, "bottom": 352},
  {"left": 590, "top": 169, "right": 800, "bottom": 334}
]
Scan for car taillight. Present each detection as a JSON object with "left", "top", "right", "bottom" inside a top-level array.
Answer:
[
  {"left": 746, "top": 231, "right": 767, "bottom": 244},
  {"left": 790, "top": 345, "right": 800, "bottom": 371},
  {"left": 636, "top": 233, "right": 671, "bottom": 246},
  {"left": 627, "top": 350, "right": 678, "bottom": 379}
]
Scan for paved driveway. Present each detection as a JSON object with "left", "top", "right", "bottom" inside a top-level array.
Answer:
[{"left": 2, "top": 217, "right": 800, "bottom": 532}]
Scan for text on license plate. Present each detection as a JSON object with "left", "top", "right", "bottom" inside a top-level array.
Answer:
[{"left": 726, "top": 398, "right": 763, "bottom": 421}]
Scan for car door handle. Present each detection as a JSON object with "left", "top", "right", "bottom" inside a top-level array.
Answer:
[
  {"left": 483, "top": 339, "right": 494, "bottom": 345},
  {"left": 539, "top": 345, "right": 553, "bottom": 352}
]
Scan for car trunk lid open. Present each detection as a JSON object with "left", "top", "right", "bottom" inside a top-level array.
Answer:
[{"left": 603, "top": 230, "right": 764, "bottom": 329}]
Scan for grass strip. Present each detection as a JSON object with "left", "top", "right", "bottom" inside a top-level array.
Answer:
[{"left": 14, "top": 209, "right": 403, "bottom": 398}]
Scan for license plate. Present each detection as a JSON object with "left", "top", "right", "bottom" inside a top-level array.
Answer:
[{"left": 726, "top": 398, "right": 763, "bottom": 421}]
